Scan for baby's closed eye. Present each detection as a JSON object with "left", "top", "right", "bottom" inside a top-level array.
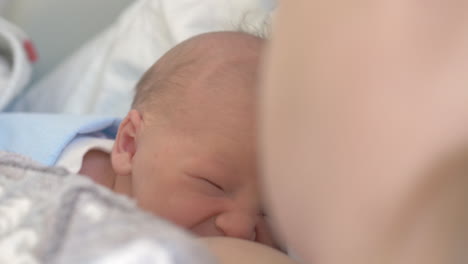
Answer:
[{"left": 188, "top": 174, "right": 226, "bottom": 196}]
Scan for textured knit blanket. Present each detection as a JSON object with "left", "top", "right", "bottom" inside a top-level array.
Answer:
[{"left": 0, "top": 151, "right": 215, "bottom": 264}]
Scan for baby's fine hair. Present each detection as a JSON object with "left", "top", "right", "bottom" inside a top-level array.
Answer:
[
  {"left": 234, "top": 10, "right": 272, "bottom": 39},
  {"left": 131, "top": 13, "right": 271, "bottom": 111}
]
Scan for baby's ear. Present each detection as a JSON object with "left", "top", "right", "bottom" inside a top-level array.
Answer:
[{"left": 111, "top": 109, "right": 142, "bottom": 176}]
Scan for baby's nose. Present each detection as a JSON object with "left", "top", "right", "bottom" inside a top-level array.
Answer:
[{"left": 215, "top": 211, "right": 258, "bottom": 240}]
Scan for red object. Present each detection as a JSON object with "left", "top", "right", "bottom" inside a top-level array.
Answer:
[{"left": 23, "top": 40, "right": 38, "bottom": 63}]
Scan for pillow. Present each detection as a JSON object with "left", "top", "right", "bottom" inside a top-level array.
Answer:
[{"left": 9, "top": 0, "right": 274, "bottom": 117}]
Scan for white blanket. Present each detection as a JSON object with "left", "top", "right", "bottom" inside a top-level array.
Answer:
[
  {"left": 0, "top": 151, "right": 215, "bottom": 264},
  {"left": 9, "top": 0, "right": 274, "bottom": 116}
]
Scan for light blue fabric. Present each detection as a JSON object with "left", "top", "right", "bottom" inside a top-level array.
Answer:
[{"left": 0, "top": 113, "right": 121, "bottom": 166}]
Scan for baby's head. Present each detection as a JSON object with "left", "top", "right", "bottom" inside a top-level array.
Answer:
[{"left": 110, "top": 32, "right": 274, "bottom": 245}]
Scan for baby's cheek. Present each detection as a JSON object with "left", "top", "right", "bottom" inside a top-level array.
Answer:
[{"left": 166, "top": 191, "right": 223, "bottom": 228}]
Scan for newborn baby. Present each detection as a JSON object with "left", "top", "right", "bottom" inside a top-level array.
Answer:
[
  {"left": 87, "top": 31, "right": 274, "bottom": 244},
  {"left": 0, "top": 32, "right": 276, "bottom": 246}
]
